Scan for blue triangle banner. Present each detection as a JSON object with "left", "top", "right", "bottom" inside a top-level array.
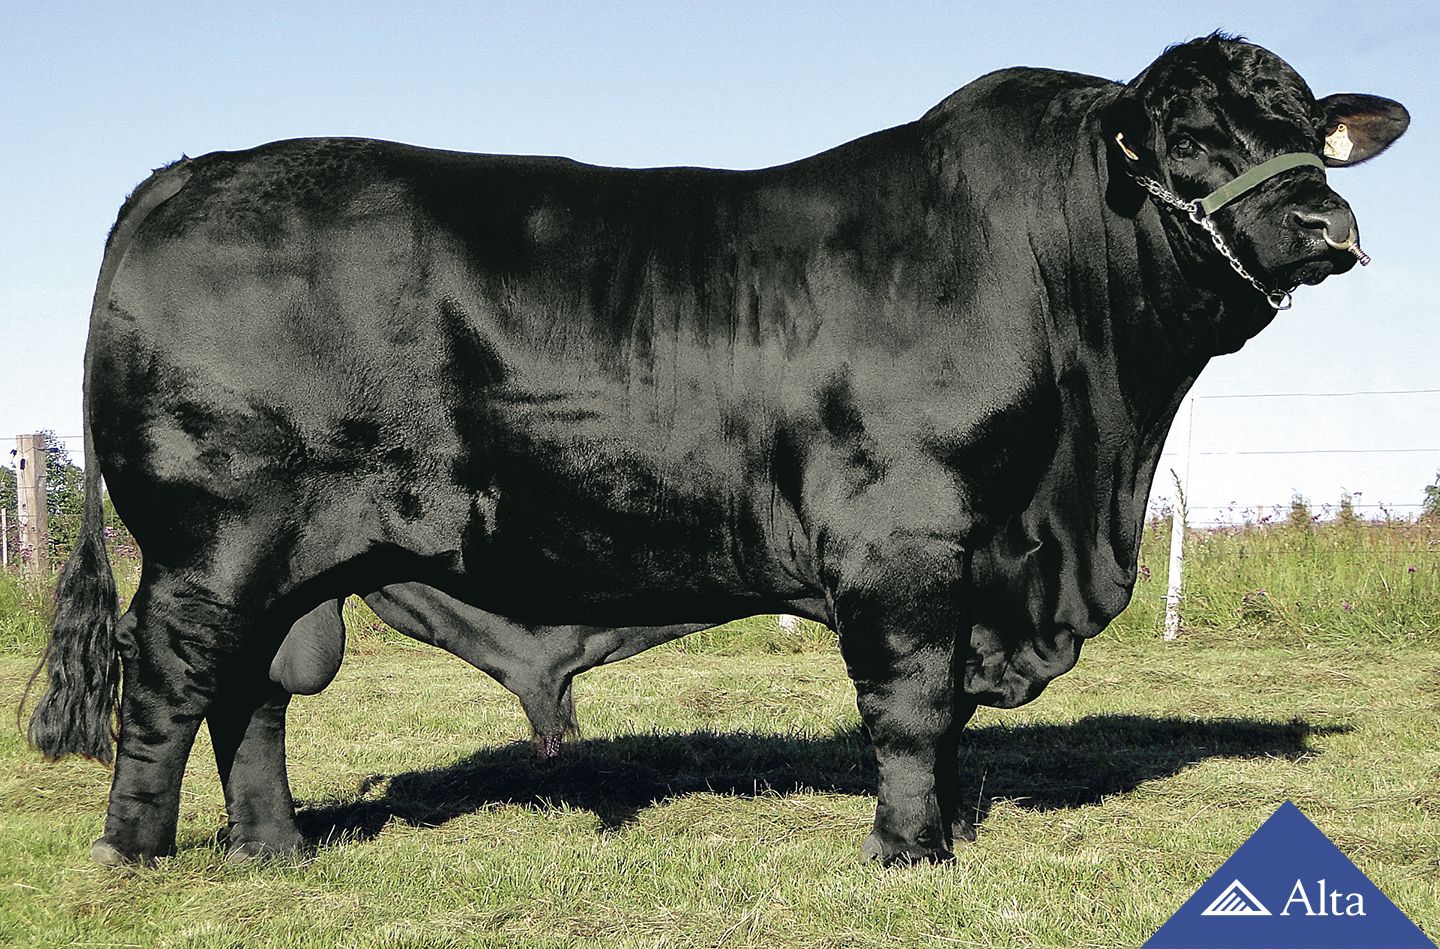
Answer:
[{"left": 1145, "top": 801, "right": 1435, "bottom": 949}]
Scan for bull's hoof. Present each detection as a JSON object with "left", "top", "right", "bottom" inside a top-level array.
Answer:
[
  {"left": 861, "top": 832, "right": 954, "bottom": 867},
  {"left": 226, "top": 836, "right": 305, "bottom": 865},
  {"left": 534, "top": 734, "right": 563, "bottom": 760},
  {"left": 90, "top": 837, "right": 161, "bottom": 868}
]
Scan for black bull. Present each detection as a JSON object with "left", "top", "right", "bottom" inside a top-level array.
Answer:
[{"left": 26, "top": 35, "right": 1407, "bottom": 867}]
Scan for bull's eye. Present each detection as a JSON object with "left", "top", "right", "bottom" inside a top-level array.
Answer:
[{"left": 1168, "top": 135, "right": 1201, "bottom": 160}]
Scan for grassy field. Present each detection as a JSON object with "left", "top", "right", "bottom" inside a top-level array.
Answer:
[{"left": 1, "top": 520, "right": 1438, "bottom": 946}]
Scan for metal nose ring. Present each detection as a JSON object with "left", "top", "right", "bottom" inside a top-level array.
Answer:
[{"left": 1323, "top": 226, "right": 1371, "bottom": 266}]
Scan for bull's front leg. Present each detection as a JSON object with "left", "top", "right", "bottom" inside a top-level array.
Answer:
[{"left": 830, "top": 531, "right": 970, "bottom": 866}]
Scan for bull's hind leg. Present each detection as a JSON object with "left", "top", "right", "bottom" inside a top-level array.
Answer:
[
  {"left": 207, "top": 600, "right": 352, "bottom": 860},
  {"left": 185, "top": 600, "right": 345, "bottom": 862},
  {"left": 93, "top": 570, "right": 258, "bottom": 866},
  {"left": 207, "top": 684, "right": 301, "bottom": 862}
]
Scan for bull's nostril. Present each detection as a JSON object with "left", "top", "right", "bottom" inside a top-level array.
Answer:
[
  {"left": 1292, "top": 206, "right": 1366, "bottom": 264},
  {"left": 1292, "top": 206, "right": 1355, "bottom": 236},
  {"left": 1292, "top": 210, "right": 1330, "bottom": 230}
]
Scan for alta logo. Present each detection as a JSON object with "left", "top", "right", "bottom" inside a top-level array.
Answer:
[
  {"left": 1145, "top": 801, "right": 1435, "bottom": 948},
  {"left": 1201, "top": 879, "right": 1271, "bottom": 916}
]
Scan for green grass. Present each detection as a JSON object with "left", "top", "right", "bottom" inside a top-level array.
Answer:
[
  {"left": 1106, "top": 517, "right": 1440, "bottom": 646},
  {"left": 0, "top": 571, "right": 49, "bottom": 654},
  {"left": 1, "top": 521, "right": 1438, "bottom": 946},
  {"left": 2, "top": 637, "right": 1436, "bottom": 947}
]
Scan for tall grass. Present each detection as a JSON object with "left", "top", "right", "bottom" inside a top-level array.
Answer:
[
  {"left": 1111, "top": 516, "right": 1440, "bottom": 646},
  {"left": 3, "top": 517, "right": 1437, "bottom": 656},
  {"left": 0, "top": 543, "right": 140, "bottom": 653},
  {"left": 0, "top": 572, "right": 49, "bottom": 654}
]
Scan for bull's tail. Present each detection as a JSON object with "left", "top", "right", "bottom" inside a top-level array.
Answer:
[
  {"left": 22, "top": 162, "right": 193, "bottom": 763},
  {"left": 23, "top": 415, "right": 120, "bottom": 764}
]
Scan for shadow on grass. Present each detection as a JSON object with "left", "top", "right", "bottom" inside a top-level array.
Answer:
[{"left": 297, "top": 714, "right": 1347, "bottom": 846}]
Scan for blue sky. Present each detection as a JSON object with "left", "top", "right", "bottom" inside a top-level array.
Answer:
[{"left": 2, "top": 2, "right": 1436, "bottom": 519}]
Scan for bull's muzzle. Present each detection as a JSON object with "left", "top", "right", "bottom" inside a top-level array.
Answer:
[{"left": 1293, "top": 206, "right": 1370, "bottom": 266}]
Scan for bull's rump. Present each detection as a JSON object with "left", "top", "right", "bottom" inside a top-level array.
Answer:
[{"left": 90, "top": 138, "right": 821, "bottom": 619}]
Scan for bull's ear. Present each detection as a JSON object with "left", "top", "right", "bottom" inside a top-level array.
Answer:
[
  {"left": 1102, "top": 93, "right": 1156, "bottom": 168},
  {"left": 1318, "top": 93, "right": 1409, "bottom": 166}
]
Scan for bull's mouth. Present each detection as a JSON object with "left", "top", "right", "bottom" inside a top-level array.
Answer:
[
  {"left": 1276, "top": 239, "right": 1363, "bottom": 287},
  {"left": 1287, "top": 258, "right": 1339, "bottom": 286}
]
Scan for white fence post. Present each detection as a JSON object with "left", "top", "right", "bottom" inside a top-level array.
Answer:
[{"left": 1163, "top": 396, "right": 1194, "bottom": 641}]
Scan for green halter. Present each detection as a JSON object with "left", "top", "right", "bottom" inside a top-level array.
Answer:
[{"left": 1195, "top": 151, "right": 1325, "bottom": 216}]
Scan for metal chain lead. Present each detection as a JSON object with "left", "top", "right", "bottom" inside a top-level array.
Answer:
[
  {"left": 1130, "top": 172, "right": 1294, "bottom": 311},
  {"left": 1191, "top": 214, "right": 1292, "bottom": 310}
]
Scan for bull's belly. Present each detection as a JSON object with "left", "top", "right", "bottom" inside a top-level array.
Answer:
[{"left": 439, "top": 447, "right": 812, "bottom": 626}]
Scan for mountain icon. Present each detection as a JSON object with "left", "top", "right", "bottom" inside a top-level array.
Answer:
[{"left": 1201, "top": 880, "right": 1272, "bottom": 917}]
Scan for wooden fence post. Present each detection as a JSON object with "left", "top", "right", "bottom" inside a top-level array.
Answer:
[{"left": 16, "top": 432, "right": 49, "bottom": 573}]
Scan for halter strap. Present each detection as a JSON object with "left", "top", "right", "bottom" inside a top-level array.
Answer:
[{"left": 1196, "top": 152, "right": 1325, "bottom": 216}]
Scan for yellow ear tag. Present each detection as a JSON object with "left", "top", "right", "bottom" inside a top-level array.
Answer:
[
  {"left": 1114, "top": 132, "right": 1140, "bottom": 161},
  {"left": 1325, "top": 123, "right": 1354, "bottom": 162}
]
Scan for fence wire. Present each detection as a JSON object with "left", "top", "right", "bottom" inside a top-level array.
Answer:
[{"left": 6, "top": 387, "right": 1439, "bottom": 533}]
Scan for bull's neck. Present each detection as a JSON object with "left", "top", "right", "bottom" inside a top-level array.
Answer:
[
  {"left": 906, "top": 71, "right": 1281, "bottom": 621},
  {"left": 1043, "top": 111, "right": 1216, "bottom": 428},
  {"left": 984, "top": 92, "right": 1235, "bottom": 573}
]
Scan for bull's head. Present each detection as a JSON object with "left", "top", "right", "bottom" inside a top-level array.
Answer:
[{"left": 1103, "top": 34, "right": 1408, "bottom": 307}]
